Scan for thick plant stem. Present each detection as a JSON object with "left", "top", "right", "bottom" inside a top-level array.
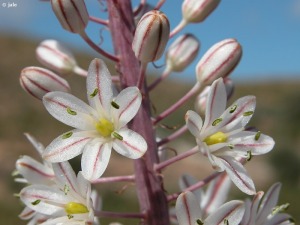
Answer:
[{"left": 107, "top": 1, "right": 170, "bottom": 224}]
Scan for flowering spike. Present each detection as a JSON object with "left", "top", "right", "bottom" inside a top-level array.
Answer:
[
  {"left": 166, "top": 34, "right": 200, "bottom": 72},
  {"left": 196, "top": 39, "right": 242, "bottom": 85},
  {"left": 132, "top": 10, "right": 170, "bottom": 63},
  {"left": 20, "top": 67, "right": 70, "bottom": 100},
  {"left": 36, "top": 40, "right": 77, "bottom": 75},
  {"left": 51, "top": 0, "right": 89, "bottom": 34},
  {"left": 182, "top": 0, "right": 221, "bottom": 23}
]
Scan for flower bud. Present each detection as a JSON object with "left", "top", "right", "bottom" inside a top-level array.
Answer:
[
  {"left": 182, "top": 0, "right": 220, "bottom": 23},
  {"left": 166, "top": 34, "right": 200, "bottom": 72},
  {"left": 196, "top": 38, "right": 242, "bottom": 85},
  {"left": 20, "top": 67, "right": 70, "bottom": 100},
  {"left": 132, "top": 10, "right": 170, "bottom": 63},
  {"left": 36, "top": 40, "right": 77, "bottom": 75},
  {"left": 51, "top": 0, "right": 89, "bottom": 34}
]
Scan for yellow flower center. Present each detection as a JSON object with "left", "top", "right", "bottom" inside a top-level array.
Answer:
[
  {"left": 65, "top": 202, "right": 89, "bottom": 214},
  {"left": 95, "top": 118, "right": 114, "bottom": 137},
  {"left": 204, "top": 131, "right": 227, "bottom": 145}
]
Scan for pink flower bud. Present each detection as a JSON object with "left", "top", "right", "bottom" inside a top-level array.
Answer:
[
  {"left": 51, "top": 0, "right": 89, "bottom": 34},
  {"left": 196, "top": 38, "right": 242, "bottom": 85},
  {"left": 36, "top": 40, "right": 77, "bottom": 75},
  {"left": 132, "top": 10, "right": 170, "bottom": 63},
  {"left": 166, "top": 34, "right": 200, "bottom": 72},
  {"left": 182, "top": 0, "right": 220, "bottom": 23},
  {"left": 20, "top": 67, "right": 70, "bottom": 100}
]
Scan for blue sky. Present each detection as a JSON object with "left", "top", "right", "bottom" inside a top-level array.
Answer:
[{"left": 1, "top": 0, "right": 300, "bottom": 82}]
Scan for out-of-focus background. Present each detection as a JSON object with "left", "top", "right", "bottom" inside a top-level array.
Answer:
[{"left": 0, "top": 0, "right": 300, "bottom": 224}]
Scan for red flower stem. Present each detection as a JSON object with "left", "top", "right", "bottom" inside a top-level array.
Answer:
[
  {"left": 80, "top": 31, "right": 119, "bottom": 62},
  {"left": 133, "top": 0, "right": 147, "bottom": 16},
  {"left": 148, "top": 66, "right": 171, "bottom": 91},
  {"left": 167, "top": 172, "right": 222, "bottom": 202},
  {"left": 89, "top": 16, "right": 109, "bottom": 25},
  {"left": 153, "top": 82, "right": 202, "bottom": 125},
  {"left": 92, "top": 175, "right": 135, "bottom": 184},
  {"left": 157, "top": 125, "right": 188, "bottom": 147},
  {"left": 73, "top": 66, "right": 120, "bottom": 82},
  {"left": 107, "top": 1, "right": 170, "bottom": 224},
  {"left": 137, "top": 63, "right": 148, "bottom": 90},
  {"left": 154, "top": 0, "right": 166, "bottom": 10},
  {"left": 95, "top": 210, "right": 146, "bottom": 219},
  {"left": 169, "top": 20, "right": 187, "bottom": 38},
  {"left": 154, "top": 146, "right": 198, "bottom": 171}
]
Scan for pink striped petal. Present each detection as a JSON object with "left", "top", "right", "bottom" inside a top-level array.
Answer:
[
  {"left": 86, "top": 58, "right": 113, "bottom": 114},
  {"left": 43, "top": 91, "right": 95, "bottom": 130},
  {"left": 256, "top": 183, "right": 281, "bottom": 224},
  {"left": 20, "top": 185, "right": 67, "bottom": 215},
  {"left": 43, "top": 130, "right": 92, "bottom": 162},
  {"left": 204, "top": 200, "right": 245, "bottom": 225},
  {"left": 202, "top": 173, "right": 231, "bottom": 215},
  {"left": 77, "top": 172, "right": 91, "bottom": 200},
  {"left": 112, "top": 87, "right": 142, "bottom": 128},
  {"left": 52, "top": 162, "right": 79, "bottom": 195},
  {"left": 19, "top": 207, "right": 36, "bottom": 220},
  {"left": 112, "top": 128, "right": 147, "bottom": 159},
  {"left": 217, "top": 156, "right": 256, "bottom": 195},
  {"left": 179, "top": 174, "right": 203, "bottom": 200},
  {"left": 16, "top": 156, "right": 54, "bottom": 185},
  {"left": 230, "top": 131, "right": 275, "bottom": 155},
  {"left": 81, "top": 141, "right": 112, "bottom": 181},
  {"left": 266, "top": 213, "right": 295, "bottom": 225},
  {"left": 176, "top": 191, "right": 201, "bottom": 225},
  {"left": 185, "top": 110, "right": 203, "bottom": 138},
  {"left": 202, "top": 78, "right": 227, "bottom": 132},
  {"left": 24, "top": 133, "right": 45, "bottom": 156},
  {"left": 241, "top": 191, "right": 264, "bottom": 225}
]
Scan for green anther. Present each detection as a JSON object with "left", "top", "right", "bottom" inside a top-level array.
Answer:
[
  {"left": 272, "top": 203, "right": 290, "bottom": 215},
  {"left": 255, "top": 131, "right": 261, "bottom": 141},
  {"left": 229, "top": 104, "right": 237, "bottom": 113},
  {"left": 90, "top": 88, "right": 99, "bottom": 98},
  {"left": 224, "top": 219, "right": 229, "bottom": 225},
  {"left": 62, "top": 131, "right": 73, "bottom": 139},
  {"left": 13, "top": 193, "right": 20, "bottom": 198},
  {"left": 64, "top": 185, "right": 70, "bottom": 195},
  {"left": 67, "top": 214, "right": 74, "bottom": 219},
  {"left": 67, "top": 107, "right": 77, "bottom": 115},
  {"left": 246, "top": 150, "right": 252, "bottom": 161},
  {"left": 11, "top": 169, "right": 19, "bottom": 176},
  {"left": 243, "top": 111, "right": 254, "bottom": 116},
  {"left": 31, "top": 199, "right": 41, "bottom": 206},
  {"left": 212, "top": 118, "right": 223, "bottom": 126},
  {"left": 111, "top": 101, "right": 120, "bottom": 109},
  {"left": 112, "top": 131, "right": 123, "bottom": 141},
  {"left": 228, "top": 144, "right": 234, "bottom": 149},
  {"left": 196, "top": 219, "right": 204, "bottom": 225},
  {"left": 65, "top": 202, "right": 89, "bottom": 214}
]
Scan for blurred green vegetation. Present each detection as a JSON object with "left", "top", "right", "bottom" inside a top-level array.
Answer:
[{"left": 0, "top": 35, "right": 299, "bottom": 224}]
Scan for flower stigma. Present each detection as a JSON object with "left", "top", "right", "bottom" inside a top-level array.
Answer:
[
  {"left": 65, "top": 202, "right": 89, "bottom": 214},
  {"left": 95, "top": 118, "right": 114, "bottom": 137},
  {"left": 204, "top": 131, "right": 227, "bottom": 145}
]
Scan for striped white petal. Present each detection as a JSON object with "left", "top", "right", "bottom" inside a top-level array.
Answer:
[
  {"left": 43, "top": 129, "right": 92, "bottom": 162},
  {"left": 16, "top": 156, "right": 54, "bottom": 185},
  {"left": 176, "top": 191, "right": 201, "bottom": 225},
  {"left": 241, "top": 191, "right": 264, "bottom": 225},
  {"left": 20, "top": 185, "right": 67, "bottom": 215},
  {"left": 81, "top": 141, "right": 112, "bottom": 181},
  {"left": 185, "top": 110, "right": 203, "bottom": 138},
  {"left": 204, "top": 200, "right": 245, "bottom": 225},
  {"left": 86, "top": 58, "right": 113, "bottom": 115},
  {"left": 43, "top": 91, "right": 96, "bottom": 130},
  {"left": 112, "top": 87, "right": 142, "bottom": 128},
  {"left": 217, "top": 156, "right": 256, "bottom": 195},
  {"left": 112, "top": 128, "right": 147, "bottom": 159},
  {"left": 202, "top": 78, "right": 227, "bottom": 132}
]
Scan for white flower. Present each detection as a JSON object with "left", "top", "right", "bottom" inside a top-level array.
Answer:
[
  {"left": 175, "top": 191, "right": 245, "bottom": 225},
  {"left": 241, "top": 183, "right": 295, "bottom": 225},
  {"left": 20, "top": 162, "right": 95, "bottom": 225},
  {"left": 42, "top": 58, "right": 147, "bottom": 181},
  {"left": 185, "top": 78, "right": 275, "bottom": 195}
]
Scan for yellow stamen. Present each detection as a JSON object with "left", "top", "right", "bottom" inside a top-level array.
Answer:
[
  {"left": 65, "top": 202, "right": 89, "bottom": 214},
  {"left": 95, "top": 118, "right": 114, "bottom": 137},
  {"left": 204, "top": 131, "right": 227, "bottom": 145}
]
